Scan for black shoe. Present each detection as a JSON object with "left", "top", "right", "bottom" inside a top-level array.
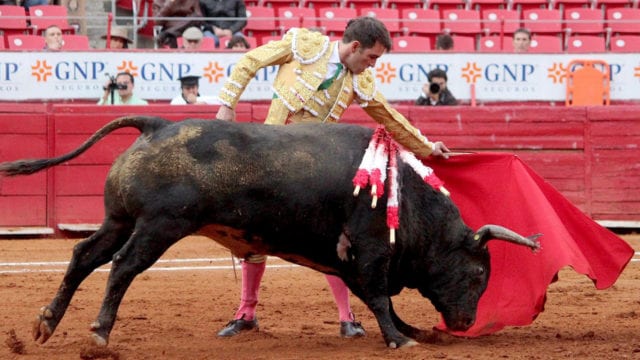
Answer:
[
  {"left": 340, "top": 320, "right": 365, "bottom": 338},
  {"left": 217, "top": 316, "right": 258, "bottom": 337}
]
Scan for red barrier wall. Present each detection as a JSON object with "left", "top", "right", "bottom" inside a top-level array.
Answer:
[{"left": 0, "top": 103, "right": 638, "bottom": 236}]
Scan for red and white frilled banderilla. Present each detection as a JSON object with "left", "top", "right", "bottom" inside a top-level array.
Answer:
[{"left": 352, "top": 126, "right": 450, "bottom": 245}]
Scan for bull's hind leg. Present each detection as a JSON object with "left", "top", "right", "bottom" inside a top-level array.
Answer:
[
  {"left": 89, "top": 220, "right": 193, "bottom": 346},
  {"left": 33, "top": 217, "right": 134, "bottom": 344}
]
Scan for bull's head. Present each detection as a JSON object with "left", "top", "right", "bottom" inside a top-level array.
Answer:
[{"left": 419, "top": 225, "right": 541, "bottom": 331}]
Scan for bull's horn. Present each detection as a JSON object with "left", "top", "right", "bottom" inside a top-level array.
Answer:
[{"left": 474, "top": 224, "right": 541, "bottom": 251}]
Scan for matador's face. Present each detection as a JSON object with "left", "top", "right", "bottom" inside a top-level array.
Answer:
[{"left": 344, "top": 41, "right": 386, "bottom": 75}]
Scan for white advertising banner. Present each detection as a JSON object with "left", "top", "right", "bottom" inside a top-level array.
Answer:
[{"left": 0, "top": 51, "right": 638, "bottom": 102}]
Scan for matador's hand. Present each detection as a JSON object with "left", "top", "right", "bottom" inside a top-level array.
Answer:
[
  {"left": 216, "top": 105, "right": 236, "bottom": 121},
  {"left": 431, "top": 141, "right": 450, "bottom": 159}
]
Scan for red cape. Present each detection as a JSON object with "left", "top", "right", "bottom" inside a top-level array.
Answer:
[{"left": 422, "top": 152, "right": 634, "bottom": 336}]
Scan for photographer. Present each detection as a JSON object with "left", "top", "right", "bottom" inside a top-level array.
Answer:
[
  {"left": 98, "top": 72, "right": 148, "bottom": 105},
  {"left": 416, "top": 68, "right": 458, "bottom": 106}
]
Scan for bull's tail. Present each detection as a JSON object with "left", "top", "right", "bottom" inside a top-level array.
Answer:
[{"left": 0, "top": 116, "right": 169, "bottom": 176}]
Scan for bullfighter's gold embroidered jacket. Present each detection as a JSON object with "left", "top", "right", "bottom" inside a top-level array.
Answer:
[{"left": 218, "top": 28, "right": 435, "bottom": 158}]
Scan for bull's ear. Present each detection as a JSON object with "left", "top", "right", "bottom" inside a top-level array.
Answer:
[{"left": 474, "top": 225, "right": 541, "bottom": 251}]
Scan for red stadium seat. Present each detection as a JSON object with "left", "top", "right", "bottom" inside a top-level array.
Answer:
[
  {"left": 609, "top": 34, "right": 640, "bottom": 52},
  {"left": 277, "top": 7, "right": 318, "bottom": 32},
  {"left": 317, "top": 7, "right": 358, "bottom": 36},
  {"left": 260, "top": 34, "right": 285, "bottom": 44},
  {"left": 470, "top": 0, "right": 507, "bottom": 11},
  {"left": 245, "top": 6, "right": 278, "bottom": 44},
  {"left": 7, "top": 34, "right": 44, "bottom": 50},
  {"left": 401, "top": 8, "right": 442, "bottom": 35},
  {"left": 552, "top": 0, "right": 594, "bottom": 11},
  {"left": 605, "top": 7, "right": 640, "bottom": 34},
  {"left": 594, "top": 0, "right": 635, "bottom": 10},
  {"left": 528, "top": 34, "right": 563, "bottom": 52},
  {"left": 304, "top": 0, "right": 343, "bottom": 8},
  {"left": 358, "top": 8, "right": 402, "bottom": 34},
  {"left": 522, "top": 9, "right": 563, "bottom": 34},
  {"left": 392, "top": 35, "right": 432, "bottom": 52},
  {"left": 0, "top": 5, "right": 30, "bottom": 39},
  {"left": 345, "top": 0, "right": 385, "bottom": 8},
  {"left": 442, "top": 9, "right": 482, "bottom": 35},
  {"left": 262, "top": 0, "right": 300, "bottom": 11},
  {"left": 61, "top": 34, "right": 90, "bottom": 50},
  {"left": 478, "top": 34, "right": 510, "bottom": 51},
  {"left": 28, "top": 5, "right": 77, "bottom": 34},
  {"left": 481, "top": 8, "right": 520, "bottom": 34},
  {"left": 510, "top": 0, "right": 550, "bottom": 12},
  {"left": 427, "top": 0, "right": 469, "bottom": 14},
  {"left": 451, "top": 34, "right": 476, "bottom": 50},
  {"left": 566, "top": 34, "right": 606, "bottom": 52},
  {"left": 387, "top": 0, "right": 426, "bottom": 11},
  {"left": 563, "top": 7, "right": 605, "bottom": 35}
]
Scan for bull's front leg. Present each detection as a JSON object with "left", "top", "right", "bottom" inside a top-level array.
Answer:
[
  {"left": 389, "top": 300, "right": 440, "bottom": 344},
  {"left": 365, "top": 295, "right": 418, "bottom": 348},
  {"left": 345, "top": 255, "right": 417, "bottom": 348}
]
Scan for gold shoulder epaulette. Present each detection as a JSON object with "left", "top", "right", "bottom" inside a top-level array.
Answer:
[
  {"left": 289, "top": 28, "right": 331, "bottom": 65},
  {"left": 353, "top": 69, "right": 376, "bottom": 102}
]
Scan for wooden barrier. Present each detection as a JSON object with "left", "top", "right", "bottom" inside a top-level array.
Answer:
[{"left": 0, "top": 103, "right": 637, "bottom": 236}]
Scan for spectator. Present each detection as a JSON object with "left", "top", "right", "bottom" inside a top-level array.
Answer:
[
  {"left": 101, "top": 26, "right": 132, "bottom": 49},
  {"left": 226, "top": 35, "right": 250, "bottom": 50},
  {"left": 181, "top": 26, "right": 204, "bottom": 50},
  {"left": 416, "top": 68, "right": 458, "bottom": 106},
  {"left": 43, "top": 25, "right": 63, "bottom": 51},
  {"left": 98, "top": 72, "right": 148, "bottom": 105},
  {"left": 200, "top": 0, "right": 247, "bottom": 48},
  {"left": 513, "top": 28, "right": 531, "bottom": 53},
  {"left": 170, "top": 75, "right": 218, "bottom": 104},
  {"left": 153, "top": 0, "right": 202, "bottom": 48},
  {"left": 435, "top": 33, "right": 454, "bottom": 51}
]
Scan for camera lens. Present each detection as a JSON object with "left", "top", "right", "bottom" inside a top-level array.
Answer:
[{"left": 429, "top": 83, "right": 440, "bottom": 94}]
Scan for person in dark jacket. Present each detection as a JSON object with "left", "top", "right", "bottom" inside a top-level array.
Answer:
[
  {"left": 199, "top": 0, "right": 247, "bottom": 48},
  {"left": 416, "top": 68, "right": 458, "bottom": 106},
  {"left": 153, "top": 0, "right": 202, "bottom": 48}
]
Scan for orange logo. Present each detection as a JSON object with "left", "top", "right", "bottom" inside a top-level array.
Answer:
[
  {"left": 547, "top": 62, "right": 567, "bottom": 84},
  {"left": 375, "top": 62, "right": 396, "bottom": 84},
  {"left": 461, "top": 62, "right": 482, "bottom": 84},
  {"left": 31, "top": 60, "right": 53, "bottom": 82},
  {"left": 116, "top": 60, "right": 139, "bottom": 77},
  {"left": 634, "top": 65, "right": 640, "bottom": 78},
  {"left": 203, "top": 62, "right": 225, "bottom": 83}
]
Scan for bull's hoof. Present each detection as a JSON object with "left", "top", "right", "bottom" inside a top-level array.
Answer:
[
  {"left": 32, "top": 307, "right": 54, "bottom": 344},
  {"left": 387, "top": 337, "right": 417, "bottom": 349},
  {"left": 90, "top": 321, "right": 109, "bottom": 346},
  {"left": 90, "top": 333, "right": 108, "bottom": 347}
]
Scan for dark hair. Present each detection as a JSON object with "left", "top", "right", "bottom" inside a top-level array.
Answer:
[
  {"left": 428, "top": 68, "right": 448, "bottom": 82},
  {"left": 514, "top": 27, "right": 531, "bottom": 40},
  {"left": 116, "top": 72, "right": 135, "bottom": 84},
  {"left": 435, "top": 34, "right": 454, "bottom": 50},
  {"left": 342, "top": 16, "right": 392, "bottom": 51},
  {"left": 226, "top": 35, "right": 250, "bottom": 49}
]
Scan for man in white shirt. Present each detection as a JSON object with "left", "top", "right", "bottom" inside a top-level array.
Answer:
[{"left": 170, "top": 75, "right": 218, "bottom": 105}]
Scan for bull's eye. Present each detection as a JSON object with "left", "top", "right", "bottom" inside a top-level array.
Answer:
[{"left": 476, "top": 266, "right": 485, "bottom": 275}]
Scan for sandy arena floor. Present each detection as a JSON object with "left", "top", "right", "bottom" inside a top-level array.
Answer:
[{"left": 1, "top": 234, "right": 639, "bottom": 360}]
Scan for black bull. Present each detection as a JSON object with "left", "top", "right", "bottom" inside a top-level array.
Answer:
[{"left": 0, "top": 116, "right": 540, "bottom": 349}]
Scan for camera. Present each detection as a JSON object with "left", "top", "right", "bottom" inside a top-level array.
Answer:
[
  {"left": 103, "top": 74, "right": 127, "bottom": 91},
  {"left": 429, "top": 82, "right": 441, "bottom": 94}
]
